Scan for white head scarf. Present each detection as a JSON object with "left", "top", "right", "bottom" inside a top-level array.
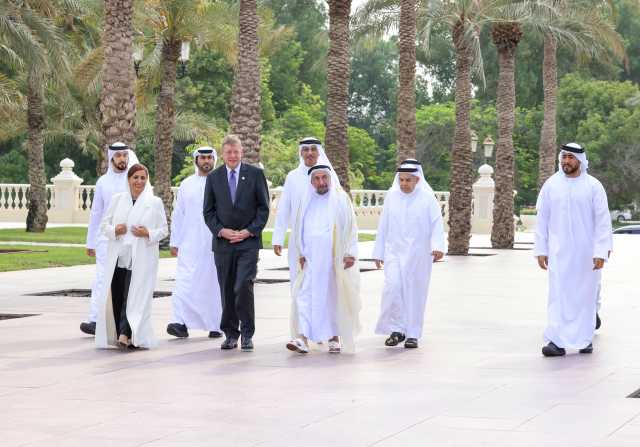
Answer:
[
  {"left": 389, "top": 159, "right": 435, "bottom": 195},
  {"left": 558, "top": 142, "right": 588, "bottom": 174},
  {"left": 107, "top": 142, "right": 139, "bottom": 176},
  {"left": 298, "top": 137, "right": 341, "bottom": 188},
  {"left": 192, "top": 146, "right": 218, "bottom": 175}
]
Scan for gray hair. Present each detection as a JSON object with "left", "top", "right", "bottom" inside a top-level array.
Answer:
[{"left": 221, "top": 134, "right": 242, "bottom": 149}]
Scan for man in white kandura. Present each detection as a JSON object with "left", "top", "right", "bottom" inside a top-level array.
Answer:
[
  {"left": 167, "top": 146, "right": 223, "bottom": 339},
  {"left": 273, "top": 137, "right": 330, "bottom": 283},
  {"left": 373, "top": 159, "right": 445, "bottom": 349},
  {"left": 81, "top": 142, "right": 139, "bottom": 335},
  {"left": 534, "top": 143, "right": 612, "bottom": 357},
  {"left": 286, "top": 165, "right": 361, "bottom": 355}
]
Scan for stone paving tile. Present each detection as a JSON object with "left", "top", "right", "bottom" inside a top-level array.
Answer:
[{"left": 0, "top": 234, "right": 639, "bottom": 446}]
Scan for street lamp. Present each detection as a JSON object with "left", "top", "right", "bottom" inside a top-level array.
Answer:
[
  {"left": 470, "top": 130, "right": 478, "bottom": 153},
  {"left": 178, "top": 41, "right": 191, "bottom": 78},
  {"left": 483, "top": 135, "right": 495, "bottom": 163},
  {"left": 133, "top": 43, "right": 143, "bottom": 78}
]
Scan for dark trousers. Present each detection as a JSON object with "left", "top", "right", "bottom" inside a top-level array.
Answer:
[
  {"left": 111, "top": 266, "right": 132, "bottom": 338},
  {"left": 214, "top": 248, "right": 258, "bottom": 339}
]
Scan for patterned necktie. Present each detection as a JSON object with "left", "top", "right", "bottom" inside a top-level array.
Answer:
[{"left": 229, "top": 169, "right": 237, "bottom": 204}]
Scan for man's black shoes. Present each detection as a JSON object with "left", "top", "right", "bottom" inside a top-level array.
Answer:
[
  {"left": 542, "top": 341, "right": 566, "bottom": 357},
  {"left": 167, "top": 323, "right": 189, "bottom": 338},
  {"left": 241, "top": 337, "right": 254, "bottom": 352},
  {"left": 209, "top": 331, "right": 223, "bottom": 338},
  {"left": 80, "top": 321, "right": 96, "bottom": 335},
  {"left": 221, "top": 337, "right": 238, "bottom": 350},
  {"left": 579, "top": 343, "right": 593, "bottom": 354}
]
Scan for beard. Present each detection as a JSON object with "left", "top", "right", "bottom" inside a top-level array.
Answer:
[
  {"left": 315, "top": 186, "right": 329, "bottom": 195},
  {"left": 113, "top": 161, "right": 127, "bottom": 172},
  {"left": 561, "top": 163, "right": 580, "bottom": 175},
  {"left": 197, "top": 163, "right": 213, "bottom": 174}
]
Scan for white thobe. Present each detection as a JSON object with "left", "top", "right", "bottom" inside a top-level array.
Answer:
[
  {"left": 534, "top": 171, "right": 612, "bottom": 349},
  {"left": 272, "top": 168, "right": 308, "bottom": 283},
  {"left": 373, "top": 189, "right": 445, "bottom": 339},
  {"left": 169, "top": 175, "right": 222, "bottom": 332},
  {"left": 96, "top": 190, "right": 168, "bottom": 349},
  {"left": 86, "top": 171, "right": 129, "bottom": 322},
  {"left": 296, "top": 193, "right": 339, "bottom": 342}
]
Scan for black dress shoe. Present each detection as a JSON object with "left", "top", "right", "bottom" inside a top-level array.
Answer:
[
  {"left": 241, "top": 337, "right": 254, "bottom": 352},
  {"left": 221, "top": 337, "right": 238, "bottom": 350},
  {"left": 80, "top": 321, "right": 96, "bottom": 335},
  {"left": 385, "top": 332, "right": 406, "bottom": 347},
  {"left": 404, "top": 338, "right": 419, "bottom": 349},
  {"left": 542, "top": 341, "right": 566, "bottom": 357},
  {"left": 208, "top": 331, "right": 223, "bottom": 338},
  {"left": 595, "top": 313, "right": 602, "bottom": 330},
  {"left": 579, "top": 343, "right": 593, "bottom": 354},
  {"left": 167, "top": 323, "right": 189, "bottom": 338}
]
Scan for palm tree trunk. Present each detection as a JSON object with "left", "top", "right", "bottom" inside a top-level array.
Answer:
[
  {"left": 230, "top": 0, "right": 262, "bottom": 165},
  {"left": 447, "top": 20, "right": 474, "bottom": 255},
  {"left": 153, "top": 38, "right": 181, "bottom": 234},
  {"left": 25, "top": 69, "right": 48, "bottom": 232},
  {"left": 325, "top": 0, "right": 352, "bottom": 192},
  {"left": 490, "top": 23, "right": 521, "bottom": 249},
  {"left": 538, "top": 33, "right": 557, "bottom": 188},
  {"left": 396, "top": 0, "right": 417, "bottom": 164},
  {"left": 99, "top": 0, "right": 137, "bottom": 174}
]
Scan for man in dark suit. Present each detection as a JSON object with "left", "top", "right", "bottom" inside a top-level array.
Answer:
[{"left": 203, "top": 134, "right": 270, "bottom": 351}]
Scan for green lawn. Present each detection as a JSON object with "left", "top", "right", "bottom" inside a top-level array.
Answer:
[{"left": 0, "top": 227, "right": 374, "bottom": 272}]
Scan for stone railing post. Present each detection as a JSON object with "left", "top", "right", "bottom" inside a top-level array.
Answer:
[
  {"left": 471, "top": 164, "right": 494, "bottom": 234},
  {"left": 50, "top": 158, "right": 83, "bottom": 223}
]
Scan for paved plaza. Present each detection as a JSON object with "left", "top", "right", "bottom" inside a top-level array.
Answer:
[{"left": 0, "top": 233, "right": 639, "bottom": 447}]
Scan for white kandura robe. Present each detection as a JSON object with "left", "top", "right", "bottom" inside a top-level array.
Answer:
[
  {"left": 169, "top": 174, "right": 222, "bottom": 331},
  {"left": 372, "top": 187, "right": 445, "bottom": 339},
  {"left": 272, "top": 168, "right": 309, "bottom": 284},
  {"left": 85, "top": 153, "right": 138, "bottom": 322},
  {"left": 290, "top": 187, "right": 361, "bottom": 352},
  {"left": 96, "top": 188, "right": 168, "bottom": 349},
  {"left": 534, "top": 171, "right": 612, "bottom": 350}
]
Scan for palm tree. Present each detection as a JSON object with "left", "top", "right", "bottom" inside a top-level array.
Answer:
[
  {"left": 100, "top": 0, "right": 137, "bottom": 161},
  {"left": 537, "top": 0, "right": 625, "bottom": 188},
  {"left": 326, "top": 0, "right": 352, "bottom": 192},
  {"left": 396, "top": 0, "right": 417, "bottom": 163},
  {"left": 0, "top": 1, "right": 71, "bottom": 232},
  {"left": 230, "top": 0, "right": 262, "bottom": 165},
  {"left": 490, "top": 20, "right": 522, "bottom": 249}
]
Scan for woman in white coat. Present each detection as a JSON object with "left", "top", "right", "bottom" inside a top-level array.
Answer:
[{"left": 96, "top": 164, "right": 168, "bottom": 350}]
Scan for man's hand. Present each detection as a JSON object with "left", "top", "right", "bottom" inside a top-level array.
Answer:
[
  {"left": 131, "top": 225, "right": 149, "bottom": 238},
  {"left": 537, "top": 255, "right": 548, "bottom": 270},
  {"left": 274, "top": 245, "right": 282, "bottom": 256},
  {"left": 432, "top": 251, "right": 444, "bottom": 262},
  {"left": 219, "top": 228, "right": 236, "bottom": 241},
  {"left": 229, "top": 229, "right": 251, "bottom": 244},
  {"left": 299, "top": 256, "right": 306, "bottom": 269},
  {"left": 115, "top": 224, "right": 127, "bottom": 236},
  {"left": 86, "top": 248, "right": 96, "bottom": 257},
  {"left": 170, "top": 247, "right": 178, "bottom": 257},
  {"left": 343, "top": 256, "right": 355, "bottom": 269},
  {"left": 374, "top": 259, "right": 383, "bottom": 269},
  {"left": 593, "top": 257, "right": 605, "bottom": 270}
]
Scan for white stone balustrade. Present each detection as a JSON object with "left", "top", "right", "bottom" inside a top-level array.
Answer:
[{"left": 0, "top": 159, "right": 499, "bottom": 233}]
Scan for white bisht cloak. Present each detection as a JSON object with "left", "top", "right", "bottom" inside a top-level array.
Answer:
[
  {"left": 289, "top": 176, "right": 361, "bottom": 352},
  {"left": 169, "top": 171, "right": 222, "bottom": 332},
  {"left": 272, "top": 141, "right": 337, "bottom": 283},
  {"left": 85, "top": 147, "right": 139, "bottom": 322},
  {"left": 534, "top": 149, "right": 612, "bottom": 349},
  {"left": 96, "top": 183, "right": 168, "bottom": 349},
  {"left": 372, "top": 164, "right": 445, "bottom": 339}
]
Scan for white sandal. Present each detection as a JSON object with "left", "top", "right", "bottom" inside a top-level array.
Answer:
[
  {"left": 286, "top": 338, "right": 309, "bottom": 354},
  {"left": 328, "top": 340, "right": 341, "bottom": 353}
]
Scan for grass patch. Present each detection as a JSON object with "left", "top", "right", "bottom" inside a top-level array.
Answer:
[
  {"left": 0, "top": 227, "right": 87, "bottom": 244},
  {"left": 0, "top": 227, "right": 376, "bottom": 248},
  {"left": 0, "top": 245, "right": 171, "bottom": 272}
]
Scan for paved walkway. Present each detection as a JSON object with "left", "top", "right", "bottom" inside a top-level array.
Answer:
[{"left": 0, "top": 234, "right": 639, "bottom": 447}]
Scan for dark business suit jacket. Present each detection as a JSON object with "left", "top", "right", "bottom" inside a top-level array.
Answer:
[{"left": 203, "top": 163, "right": 270, "bottom": 253}]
